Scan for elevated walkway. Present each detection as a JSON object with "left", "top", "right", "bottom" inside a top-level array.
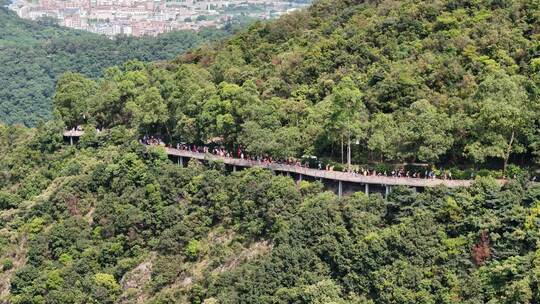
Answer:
[
  {"left": 165, "top": 147, "right": 473, "bottom": 188},
  {"left": 63, "top": 131, "right": 506, "bottom": 196}
]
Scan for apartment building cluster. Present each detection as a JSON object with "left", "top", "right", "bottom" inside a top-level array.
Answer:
[{"left": 8, "top": 0, "right": 308, "bottom": 37}]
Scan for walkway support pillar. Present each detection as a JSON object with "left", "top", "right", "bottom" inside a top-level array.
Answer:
[
  {"left": 385, "top": 185, "right": 390, "bottom": 199},
  {"left": 338, "top": 181, "right": 343, "bottom": 198},
  {"left": 299, "top": 174, "right": 303, "bottom": 182},
  {"left": 70, "top": 137, "right": 73, "bottom": 146},
  {"left": 179, "top": 157, "right": 184, "bottom": 167},
  {"left": 365, "top": 184, "right": 369, "bottom": 196},
  {"left": 233, "top": 165, "right": 237, "bottom": 172}
]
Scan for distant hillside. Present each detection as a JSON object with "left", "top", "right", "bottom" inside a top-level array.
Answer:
[{"left": 0, "top": 6, "right": 237, "bottom": 126}]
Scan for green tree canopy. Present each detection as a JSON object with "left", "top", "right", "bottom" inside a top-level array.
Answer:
[{"left": 466, "top": 73, "right": 534, "bottom": 172}]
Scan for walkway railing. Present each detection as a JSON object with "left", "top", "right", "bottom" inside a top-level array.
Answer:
[
  {"left": 164, "top": 147, "right": 480, "bottom": 188},
  {"left": 63, "top": 131, "right": 505, "bottom": 189}
]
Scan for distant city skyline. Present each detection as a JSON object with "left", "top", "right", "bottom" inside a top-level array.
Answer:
[{"left": 8, "top": 0, "right": 311, "bottom": 37}]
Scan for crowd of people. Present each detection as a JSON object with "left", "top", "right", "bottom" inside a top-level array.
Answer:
[
  {"left": 139, "top": 136, "right": 461, "bottom": 180},
  {"left": 67, "top": 131, "right": 538, "bottom": 181},
  {"left": 69, "top": 126, "right": 104, "bottom": 133},
  {"left": 171, "top": 142, "right": 300, "bottom": 166},
  {"left": 141, "top": 135, "right": 165, "bottom": 146},
  {"left": 340, "top": 167, "right": 453, "bottom": 180}
]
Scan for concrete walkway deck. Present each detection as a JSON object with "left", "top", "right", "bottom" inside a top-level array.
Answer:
[
  {"left": 64, "top": 131, "right": 505, "bottom": 189},
  {"left": 165, "top": 147, "right": 476, "bottom": 188}
]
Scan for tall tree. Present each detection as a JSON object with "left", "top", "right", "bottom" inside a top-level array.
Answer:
[
  {"left": 323, "top": 77, "right": 368, "bottom": 168},
  {"left": 465, "top": 73, "right": 534, "bottom": 173},
  {"left": 53, "top": 73, "right": 96, "bottom": 128},
  {"left": 400, "top": 99, "right": 454, "bottom": 163},
  {"left": 368, "top": 113, "right": 401, "bottom": 162},
  {"left": 126, "top": 87, "right": 168, "bottom": 135}
]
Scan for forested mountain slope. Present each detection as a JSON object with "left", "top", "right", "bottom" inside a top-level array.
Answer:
[
  {"left": 0, "top": 6, "right": 236, "bottom": 126},
  {"left": 55, "top": 0, "right": 540, "bottom": 173},
  {"left": 5, "top": 0, "right": 540, "bottom": 303},
  {"left": 1, "top": 122, "right": 540, "bottom": 303}
]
